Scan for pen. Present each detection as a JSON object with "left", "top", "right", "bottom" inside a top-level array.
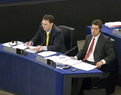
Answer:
[{"left": 23, "top": 47, "right": 29, "bottom": 50}]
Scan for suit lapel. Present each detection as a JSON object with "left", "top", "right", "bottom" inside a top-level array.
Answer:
[
  {"left": 48, "top": 32, "right": 51, "bottom": 45},
  {"left": 42, "top": 32, "right": 46, "bottom": 45},
  {"left": 87, "top": 35, "right": 93, "bottom": 48}
]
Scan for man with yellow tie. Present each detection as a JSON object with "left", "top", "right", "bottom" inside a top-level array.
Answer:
[{"left": 25, "top": 14, "right": 66, "bottom": 53}]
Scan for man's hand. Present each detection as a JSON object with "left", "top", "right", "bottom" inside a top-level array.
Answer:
[
  {"left": 35, "top": 46, "right": 44, "bottom": 52},
  {"left": 96, "top": 61, "right": 103, "bottom": 69},
  {"left": 25, "top": 42, "right": 32, "bottom": 46},
  {"left": 71, "top": 56, "right": 76, "bottom": 59}
]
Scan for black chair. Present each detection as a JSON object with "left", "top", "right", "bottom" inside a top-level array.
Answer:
[{"left": 58, "top": 25, "right": 78, "bottom": 56}]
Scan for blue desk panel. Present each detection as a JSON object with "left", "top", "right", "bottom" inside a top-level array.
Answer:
[
  {"left": 0, "top": 44, "right": 103, "bottom": 95},
  {"left": 86, "top": 25, "right": 121, "bottom": 75}
]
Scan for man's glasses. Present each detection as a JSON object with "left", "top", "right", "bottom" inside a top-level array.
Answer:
[
  {"left": 91, "top": 27, "right": 99, "bottom": 30},
  {"left": 41, "top": 22, "right": 50, "bottom": 26}
]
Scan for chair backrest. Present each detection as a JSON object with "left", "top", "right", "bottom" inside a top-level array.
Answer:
[{"left": 58, "top": 25, "right": 77, "bottom": 50}]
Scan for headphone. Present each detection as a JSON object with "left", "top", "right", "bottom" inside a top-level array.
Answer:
[{"left": 9, "top": 40, "right": 18, "bottom": 46}]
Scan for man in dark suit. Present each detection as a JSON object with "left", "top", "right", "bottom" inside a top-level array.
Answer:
[
  {"left": 76, "top": 19, "right": 115, "bottom": 67},
  {"left": 72, "top": 19, "right": 117, "bottom": 95},
  {"left": 25, "top": 14, "right": 66, "bottom": 53}
]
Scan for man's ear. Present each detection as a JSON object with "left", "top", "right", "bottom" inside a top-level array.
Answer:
[{"left": 51, "top": 23, "right": 54, "bottom": 26}]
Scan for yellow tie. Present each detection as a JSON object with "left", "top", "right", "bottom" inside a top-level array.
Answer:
[{"left": 46, "top": 32, "right": 49, "bottom": 46}]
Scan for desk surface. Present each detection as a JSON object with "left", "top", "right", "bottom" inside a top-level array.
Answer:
[
  {"left": 0, "top": 44, "right": 103, "bottom": 95},
  {"left": 86, "top": 25, "right": 121, "bottom": 75}
]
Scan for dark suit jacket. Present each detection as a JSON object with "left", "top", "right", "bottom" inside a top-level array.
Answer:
[
  {"left": 76, "top": 33, "right": 117, "bottom": 72},
  {"left": 30, "top": 24, "right": 67, "bottom": 53}
]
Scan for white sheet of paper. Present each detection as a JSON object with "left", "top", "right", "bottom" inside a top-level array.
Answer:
[
  {"left": 12, "top": 43, "right": 27, "bottom": 50},
  {"left": 46, "top": 54, "right": 81, "bottom": 65},
  {"left": 46, "top": 54, "right": 96, "bottom": 71},
  {"left": 3, "top": 42, "right": 37, "bottom": 53},
  {"left": 2, "top": 41, "right": 23, "bottom": 47},
  {"left": 105, "top": 21, "right": 121, "bottom": 28},
  {"left": 38, "top": 51, "right": 56, "bottom": 57},
  {"left": 2, "top": 43, "right": 11, "bottom": 47},
  {"left": 25, "top": 46, "right": 37, "bottom": 53},
  {"left": 13, "top": 44, "right": 37, "bottom": 53},
  {"left": 57, "top": 55, "right": 71, "bottom": 63},
  {"left": 61, "top": 59, "right": 81, "bottom": 65},
  {"left": 46, "top": 56, "right": 60, "bottom": 63},
  {"left": 72, "top": 62, "right": 97, "bottom": 71}
]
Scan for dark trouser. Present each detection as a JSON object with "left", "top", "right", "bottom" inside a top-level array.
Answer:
[
  {"left": 92, "top": 71, "right": 118, "bottom": 95},
  {"left": 72, "top": 60, "right": 118, "bottom": 95},
  {"left": 82, "top": 60, "right": 118, "bottom": 95},
  {"left": 71, "top": 78, "right": 83, "bottom": 95},
  {"left": 71, "top": 60, "right": 94, "bottom": 95}
]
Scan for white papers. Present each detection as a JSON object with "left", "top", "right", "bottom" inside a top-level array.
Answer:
[
  {"left": 2, "top": 43, "right": 11, "bottom": 47},
  {"left": 12, "top": 43, "right": 26, "bottom": 50},
  {"left": 63, "top": 59, "right": 81, "bottom": 65},
  {"left": 2, "top": 41, "right": 23, "bottom": 47},
  {"left": 72, "top": 62, "right": 97, "bottom": 71},
  {"left": 46, "top": 56, "right": 60, "bottom": 62},
  {"left": 24, "top": 46, "right": 37, "bottom": 53},
  {"left": 2, "top": 42, "right": 37, "bottom": 53},
  {"left": 46, "top": 55, "right": 70, "bottom": 63},
  {"left": 57, "top": 55, "right": 71, "bottom": 64},
  {"left": 105, "top": 21, "right": 121, "bottom": 28},
  {"left": 12, "top": 43, "right": 37, "bottom": 53},
  {"left": 46, "top": 54, "right": 97, "bottom": 71},
  {"left": 25, "top": 46, "right": 37, "bottom": 53},
  {"left": 38, "top": 51, "right": 56, "bottom": 57}
]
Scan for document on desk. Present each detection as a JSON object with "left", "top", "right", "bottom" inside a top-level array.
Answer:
[
  {"left": 72, "top": 62, "right": 97, "bottom": 71},
  {"left": 46, "top": 55, "right": 71, "bottom": 63},
  {"left": 46, "top": 54, "right": 97, "bottom": 71},
  {"left": 2, "top": 42, "right": 37, "bottom": 53},
  {"left": 46, "top": 56, "right": 60, "bottom": 63},
  {"left": 25, "top": 46, "right": 37, "bottom": 53},
  {"left": 38, "top": 51, "right": 57, "bottom": 57},
  {"left": 57, "top": 55, "right": 97, "bottom": 71},
  {"left": 13, "top": 44, "right": 37, "bottom": 53},
  {"left": 12, "top": 43, "right": 27, "bottom": 49},
  {"left": 2, "top": 41, "right": 23, "bottom": 47},
  {"left": 105, "top": 21, "right": 121, "bottom": 28}
]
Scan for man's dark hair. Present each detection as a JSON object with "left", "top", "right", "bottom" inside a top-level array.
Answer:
[
  {"left": 92, "top": 19, "right": 102, "bottom": 29},
  {"left": 42, "top": 14, "right": 54, "bottom": 23}
]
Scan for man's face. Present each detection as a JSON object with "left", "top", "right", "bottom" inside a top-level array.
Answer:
[
  {"left": 91, "top": 24, "right": 101, "bottom": 37},
  {"left": 41, "top": 19, "right": 53, "bottom": 31}
]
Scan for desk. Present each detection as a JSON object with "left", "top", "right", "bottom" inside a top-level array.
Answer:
[
  {"left": 0, "top": 44, "right": 103, "bottom": 95},
  {"left": 86, "top": 25, "right": 121, "bottom": 75}
]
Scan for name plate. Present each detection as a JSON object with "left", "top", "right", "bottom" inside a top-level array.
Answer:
[
  {"left": 3, "top": 46, "right": 16, "bottom": 54},
  {"left": 3, "top": 46, "right": 28, "bottom": 56},
  {"left": 36, "top": 55, "right": 56, "bottom": 67}
]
